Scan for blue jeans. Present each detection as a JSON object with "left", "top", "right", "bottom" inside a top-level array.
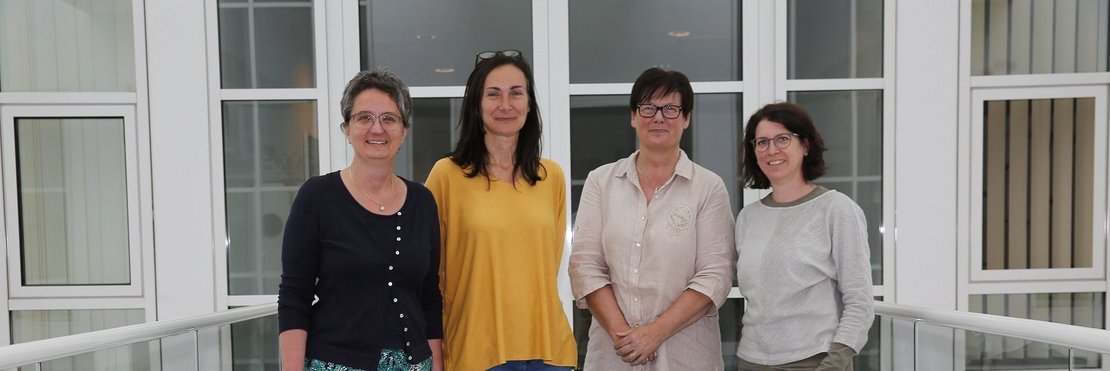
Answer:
[{"left": 487, "top": 359, "right": 573, "bottom": 371}]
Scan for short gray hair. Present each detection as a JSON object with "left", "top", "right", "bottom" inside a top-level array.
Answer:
[{"left": 339, "top": 69, "right": 413, "bottom": 129}]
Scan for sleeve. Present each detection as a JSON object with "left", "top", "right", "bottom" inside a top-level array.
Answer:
[
  {"left": 687, "top": 176, "right": 737, "bottom": 312},
  {"left": 829, "top": 196, "right": 875, "bottom": 352},
  {"left": 420, "top": 190, "right": 444, "bottom": 339},
  {"left": 568, "top": 168, "right": 611, "bottom": 309},
  {"left": 277, "top": 178, "right": 322, "bottom": 332}
]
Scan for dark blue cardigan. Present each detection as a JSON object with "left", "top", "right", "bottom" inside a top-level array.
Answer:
[{"left": 278, "top": 171, "right": 442, "bottom": 369}]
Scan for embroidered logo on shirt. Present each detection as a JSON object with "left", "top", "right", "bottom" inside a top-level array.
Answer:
[{"left": 667, "top": 204, "right": 693, "bottom": 236}]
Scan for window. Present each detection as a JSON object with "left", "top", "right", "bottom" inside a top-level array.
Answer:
[
  {"left": 0, "top": 0, "right": 136, "bottom": 92},
  {"left": 2, "top": 106, "right": 144, "bottom": 298},
  {"left": 214, "top": 1, "right": 326, "bottom": 368},
  {"left": 223, "top": 100, "right": 318, "bottom": 296},
  {"left": 218, "top": 0, "right": 315, "bottom": 89},
  {"left": 970, "top": 87, "right": 1107, "bottom": 282},
  {"left": 569, "top": 1, "right": 742, "bottom": 83},
  {"left": 971, "top": 0, "right": 1109, "bottom": 75},
  {"left": 358, "top": 0, "right": 532, "bottom": 86},
  {"left": 982, "top": 98, "right": 1095, "bottom": 271},
  {"left": 963, "top": 2, "right": 1110, "bottom": 363}
]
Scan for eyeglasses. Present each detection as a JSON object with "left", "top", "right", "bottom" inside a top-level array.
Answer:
[
  {"left": 751, "top": 133, "right": 802, "bottom": 152},
  {"left": 350, "top": 112, "right": 403, "bottom": 131},
  {"left": 475, "top": 49, "right": 523, "bottom": 65},
  {"left": 637, "top": 104, "right": 683, "bottom": 119}
]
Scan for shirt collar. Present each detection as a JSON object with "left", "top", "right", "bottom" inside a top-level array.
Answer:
[{"left": 615, "top": 149, "right": 694, "bottom": 180}]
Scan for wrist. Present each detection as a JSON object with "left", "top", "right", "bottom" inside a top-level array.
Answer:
[{"left": 607, "top": 325, "right": 630, "bottom": 341}]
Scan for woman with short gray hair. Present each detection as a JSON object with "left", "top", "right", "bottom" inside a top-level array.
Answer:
[{"left": 278, "top": 69, "right": 444, "bottom": 371}]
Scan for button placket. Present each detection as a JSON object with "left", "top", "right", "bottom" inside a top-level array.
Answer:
[
  {"left": 629, "top": 196, "right": 649, "bottom": 324},
  {"left": 385, "top": 210, "right": 415, "bottom": 355}
]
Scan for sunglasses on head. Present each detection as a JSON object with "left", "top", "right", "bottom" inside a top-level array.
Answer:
[{"left": 474, "top": 49, "right": 523, "bottom": 65}]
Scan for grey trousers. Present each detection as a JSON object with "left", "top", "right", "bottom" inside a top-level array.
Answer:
[{"left": 736, "top": 343, "right": 855, "bottom": 371}]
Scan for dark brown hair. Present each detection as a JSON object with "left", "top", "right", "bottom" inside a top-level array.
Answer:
[
  {"left": 448, "top": 52, "right": 545, "bottom": 186},
  {"left": 740, "top": 102, "right": 828, "bottom": 189}
]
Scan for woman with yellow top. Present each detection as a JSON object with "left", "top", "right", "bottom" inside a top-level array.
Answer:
[{"left": 424, "top": 50, "right": 576, "bottom": 371}]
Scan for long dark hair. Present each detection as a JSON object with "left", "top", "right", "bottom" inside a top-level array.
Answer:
[
  {"left": 740, "top": 102, "right": 828, "bottom": 189},
  {"left": 448, "top": 52, "right": 545, "bottom": 186}
]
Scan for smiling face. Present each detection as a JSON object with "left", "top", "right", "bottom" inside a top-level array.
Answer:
[
  {"left": 343, "top": 88, "right": 408, "bottom": 161},
  {"left": 753, "top": 119, "right": 808, "bottom": 187},
  {"left": 631, "top": 91, "right": 689, "bottom": 152},
  {"left": 480, "top": 64, "right": 531, "bottom": 139}
]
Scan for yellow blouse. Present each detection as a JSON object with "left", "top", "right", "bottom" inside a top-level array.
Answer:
[{"left": 425, "top": 158, "right": 576, "bottom": 371}]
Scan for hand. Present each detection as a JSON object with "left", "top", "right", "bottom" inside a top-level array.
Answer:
[
  {"left": 814, "top": 342, "right": 855, "bottom": 371},
  {"left": 613, "top": 324, "right": 665, "bottom": 366}
]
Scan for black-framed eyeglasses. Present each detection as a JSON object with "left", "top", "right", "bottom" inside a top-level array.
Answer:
[
  {"left": 637, "top": 103, "right": 683, "bottom": 119},
  {"left": 475, "top": 49, "right": 523, "bottom": 65},
  {"left": 349, "top": 112, "right": 403, "bottom": 132},
  {"left": 751, "top": 133, "right": 802, "bottom": 152}
]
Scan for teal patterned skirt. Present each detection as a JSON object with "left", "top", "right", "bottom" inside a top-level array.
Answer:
[{"left": 306, "top": 348, "right": 431, "bottom": 371}]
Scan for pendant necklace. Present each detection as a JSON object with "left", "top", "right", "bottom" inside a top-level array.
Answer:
[{"left": 350, "top": 167, "right": 394, "bottom": 211}]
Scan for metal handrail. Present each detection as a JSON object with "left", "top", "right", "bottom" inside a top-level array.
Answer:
[
  {"left": 0, "top": 302, "right": 277, "bottom": 369},
  {"left": 0, "top": 301, "right": 1107, "bottom": 368},
  {"left": 875, "top": 301, "right": 1110, "bottom": 355}
]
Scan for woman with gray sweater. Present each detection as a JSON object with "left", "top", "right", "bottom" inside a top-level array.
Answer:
[{"left": 735, "top": 102, "right": 874, "bottom": 370}]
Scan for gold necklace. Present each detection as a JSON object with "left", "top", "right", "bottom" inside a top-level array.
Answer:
[{"left": 350, "top": 167, "right": 394, "bottom": 211}]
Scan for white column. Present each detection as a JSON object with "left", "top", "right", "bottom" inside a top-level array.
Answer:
[
  {"left": 893, "top": 0, "right": 961, "bottom": 369},
  {"left": 145, "top": 1, "right": 218, "bottom": 370}
]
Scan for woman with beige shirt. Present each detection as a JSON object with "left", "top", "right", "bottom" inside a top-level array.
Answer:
[{"left": 569, "top": 67, "right": 735, "bottom": 370}]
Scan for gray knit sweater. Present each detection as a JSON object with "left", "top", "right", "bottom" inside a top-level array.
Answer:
[{"left": 734, "top": 186, "right": 874, "bottom": 365}]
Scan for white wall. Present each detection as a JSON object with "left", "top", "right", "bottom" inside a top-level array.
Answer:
[
  {"left": 145, "top": 1, "right": 219, "bottom": 369},
  {"left": 892, "top": 0, "right": 961, "bottom": 369}
]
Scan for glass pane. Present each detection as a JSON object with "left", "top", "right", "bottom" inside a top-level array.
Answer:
[
  {"left": 691, "top": 94, "right": 744, "bottom": 214},
  {"left": 223, "top": 101, "right": 317, "bottom": 295},
  {"left": 359, "top": 1, "right": 531, "bottom": 86},
  {"left": 788, "top": 0, "right": 884, "bottom": 79},
  {"left": 17, "top": 118, "right": 130, "bottom": 285},
  {"left": 231, "top": 314, "right": 279, "bottom": 370},
  {"left": 11, "top": 309, "right": 149, "bottom": 371},
  {"left": 0, "top": 0, "right": 135, "bottom": 92},
  {"left": 569, "top": 1, "right": 742, "bottom": 83},
  {"left": 218, "top": 1, "right": 315, "bottom": 88},
  {"left": 409, "top": 98, "right": 459, "bottom": 183},
  {"left": 570, "top": 96, "right": 638, "bottom": 183},
  {"left": 972, "top": 0, "right": 1110, "bottom": 75},
  {"left": 789, "top": 90, "right": 884, "bottom": 284},
  {"left": 857, "top": 180, "right": 883, "bottom": 283},
  {"left": 856, "top": 311, "right": 883, "bottom": 370},
  {"left": 981, "top": 98, "right": 1095, "bottom": 270},
  {"left": 719, "top": 298, "right": 745, "bottom": 370},
  {"left": 969, "top": 292, "right": 1105, "bottom": 369}
]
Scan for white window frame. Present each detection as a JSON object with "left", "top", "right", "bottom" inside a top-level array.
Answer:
[
  {"left": 0, "top": 105, "right": 144, "bottom": 298},
  {"left": 209, "top": 0, "right": 333, "bottom": 310},
  {"left": 968, "top": 85, "right": 1109, "bottom": 283}
]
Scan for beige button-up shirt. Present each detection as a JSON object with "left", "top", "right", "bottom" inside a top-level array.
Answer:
[{"left": 570, "top": 150, "right": 735, "bottom": 371}]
